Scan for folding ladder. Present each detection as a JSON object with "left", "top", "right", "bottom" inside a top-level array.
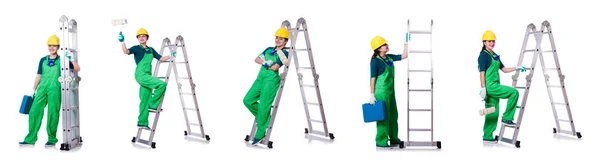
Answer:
[
  {"left": 496, "top": 20, "right": 582, "bottom": 148},
  {"left": 403, "top": 19, "right": 441, "bottom": 149},
  {"left": 57, "top": 15, "right": 83, "bottom": 151},
  {"left": 244, "top": 18, "right": 335, "bottom": 149},
  {"left": 131, "top": 35, "right": 210, "bottom": 149}
]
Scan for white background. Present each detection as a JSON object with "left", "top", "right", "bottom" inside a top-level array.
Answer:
[{"left": 0, "top": 0, "right": 597, "bottom": 164}]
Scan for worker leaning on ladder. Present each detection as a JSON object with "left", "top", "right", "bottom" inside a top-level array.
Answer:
[
  {"left": 369, "top": 35, "right": 409, "bottom": 148},
  {"left": 19, "top": 35, "right": 81, "bottom": 146},
  {"left": 119, "top": 28, "right": 172, "bottom": 129},
  {"left": 243, "top": 27, "right": 290, "bottom": 145},
  {"left": 478, "top": 30, "right": 526, "bottom": 142}
]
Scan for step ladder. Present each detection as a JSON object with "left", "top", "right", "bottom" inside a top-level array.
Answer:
[
  {"left": 131, "top": 35, "right": 210, "bottom": 149},
  {"left": 403, "top": 19, "right": 441, "bottom": 149},
  {"left": 244, "top": 18, "right": 335, "bottom": 149},
  {"left": 496, "top": 20, "right": 582, "bottom": 148},
  {"left": 57, "top": 15, "right": 83, "bottom": 151}
]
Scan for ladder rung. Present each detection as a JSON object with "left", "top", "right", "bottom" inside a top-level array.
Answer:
[
  {"left": 546, "top": 68, "right": 558, "bottom": 71},
  {"left": 301, "top": 84, "right": 315, "bottom": 88},
  {"left": 306, "top": 102, "right": 320, "bottom": 106},
  {"left": 409, "top": 69, "right": 431, "bottom": 72},
  {"left": 549, "top": 85, "right": 562, "bottom": 88},
  {"left": 408, "top": 128, "right": 431, "bottom": 132},
  {"left": 409, "top": 109, "right": 431, "bottom": 112},
  {"left": 408, "top": 89, "right": 432, "bottom": 92},
  {"left": 184, "top": 108, "right": 196, "bottom": 111},
  {"left": 309, "top": 119, "right": 323, "bottom": 123},
  {"left": 157, "top": 77, "right": 167, "bottom": 79},
  {"left": 175, "top": 62, "right": 187, "bottom": 64},
  {"left": 160, "top": 61, "right": 170, "bottom": 64},
  {"left": 299, "top": 67, "right": 312, "bottom": 70},
  {"left": 181, "top": 92, "right": 193, "bottom": 95},
  {"left": 529, "top": 31, "right": 549, "bottom": 35},
  {"left": 189, "top": 123, "right": 201, "bottom": 127},
  {"left": 68, "top": 49, "right": 78, "bottom": 53},
  {"left": 409, "top": 50, "right": 431, "bottom": 53},
  {"left": 502, "top": 123, "right": 517, "bottom": 128},
  {"left": 524, "top": 49, "right": 536, "bottom": 52},
  {"left": 541, "top": 50, "right": 555, "bottom": 53},
  {"left": 294, "top": 48, "right": 309, "bottom": 51},
  {"left": 553, "top": 102, "right": 566, "bottom": 105},
  {"left": 149, "top": 109, "right": 161, "bottom": 113},
  {"left": 139, "top": 127, "right": 152, "bottom": 131},
  {"left": 515, "top": 86, "right": 527, "bottom": 89},
  {"left": 178, "top": 77, "right": 191, "bottom": 80},
  {"left": 558, "top": 119, "right": 571, "bottom": 123},
  {"left": 409, "top": 30, "right": 431, "bottom": 34}
]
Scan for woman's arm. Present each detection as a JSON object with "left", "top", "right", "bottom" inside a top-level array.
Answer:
[
  {"left": 71, "top": 61, "right": 81, "bottom": 72},
  {"left": 501, "top": 67, "right": 516, "bottom": 73},
  {"left": 401, "top": 44, "right": 408, "bottom": 60},
  {"left": 121, "top": 43, "right": 130, "bottom": 55},
  {"left": 33, "top": 74, "right": 41, "bottom": 91},
  {"left": 255, "top": 57, "right": 264, "bottom": 65},
  {"left": 370, "top": 77, "right": 376, "bottom": 94},
  {"left": 269, "top": 64, "right": 281, "bottom": 71},
  {"left": 479, "top": 71, "right": 486, "bottom": 88}
]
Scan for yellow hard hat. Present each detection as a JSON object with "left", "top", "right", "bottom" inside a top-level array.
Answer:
[
  {"left": 370, "top": 36, "right": 387, "bottom": 51},
  {"left": 137, "top": 28, "right": 149, "bottom": 37},
  {"left": 275, "top": 27, "right": 289, "bottom": 39},
  {"left": 482, "top": 30, "right": 496, "bottom": 41},
  {"left": 47, "top": 35, "right": 60, "bottom": 46}
]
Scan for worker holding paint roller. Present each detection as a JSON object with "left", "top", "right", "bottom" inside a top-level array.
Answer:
[
  {"left": 243, "top": 27, "right": 290, "bottom": 145},
  {"left": 119, "top": 28, "right": 171, "bottom": 129},
  {"left": 369, "top": 33, "right": 409, "bottom": 148},
  {"left": 19, "top": 35, "right": 81, "bottom": 146},
  {"left": 478, "top": 30, "right": 526, "bottom": 143}
]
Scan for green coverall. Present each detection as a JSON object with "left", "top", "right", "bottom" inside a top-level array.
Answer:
[
  {"left": 243, "top": 48, "right": 282, "bottom": 140},
  {"left": 23, "top": 56, "right": 62, "bottom": 144},
  {"left": 135, "top": 46, "right": 167, "bottom": 127},
  {"left": 374, "top": 56, "right": 401, "bottom": 146},
  {"left": 482, "top": 50, "right": 519, "bottom": 140}
]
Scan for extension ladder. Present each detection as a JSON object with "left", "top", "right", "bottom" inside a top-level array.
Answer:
[
  {"left": 403, "top": 19, "right": 441, "bottom": 149},
  {"left": 496, "top": 20, "right": 582, "bottom": 148},
  {"left": 244, "top": 18, "right": 335, "bottom": 149},
  {"left": 131, "top": 35, "right": 210, "bottom": 149},
  {"left": 58, "top": 15, "right": 83, "bottom": 151}
]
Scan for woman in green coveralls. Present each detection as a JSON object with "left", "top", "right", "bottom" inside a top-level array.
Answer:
[
  {"left": 369, "top": 35, "right": 409, "bottom": 148},
  {"left": 19, "top": 35, "right": 81, "bottom": 146},
  {"left": 119, "top": 28, "right": 172, "bottom": 129},
  {"left": 243, "top": 27, "right": 290, "bottom": 145},
  {"left": 478, "top": 30, "right": 526, "bottom": 142}
]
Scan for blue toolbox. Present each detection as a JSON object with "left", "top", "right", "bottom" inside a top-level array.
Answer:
[{"left": 362, "top": 101, "right": 386, "bottom": 123}]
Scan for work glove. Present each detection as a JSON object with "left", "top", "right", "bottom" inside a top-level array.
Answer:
[
  {"left": 405, "top": 32, "right": 411, "bottom": 44},
  {"left": 31, "top": 89, "right": 36, "bottom": 96},
  {"left": 369, "top": 94, "right": 376, "bottom": 105},
  {"left": 118, "top": 31, "right": 125, "bottom": 42},
  {"left": 479, "top": 87, "right": 486, "bottom": 101},
  {"left": 263, "top": 60, "right": 274, "bottom": 68},
  {"left": 65, "top": 50, "right": 74, "bottom": 61},
  {"left": 516, "top": 66, "right": 526, "bottom": 72},
  {"left": 258, "top": 54, "right": 265, "bottom": 60}
]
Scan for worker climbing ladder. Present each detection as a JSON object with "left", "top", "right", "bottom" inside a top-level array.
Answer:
[
  {"left": 403, "top": 19, "right": 441, "bottom": 149},
  {"left": 496, "top": 20, "right": 582, "bottom": 148},
  {"left": 244, "top": 18, "right": 335, "bottom": 149},
  {"left": 131, "top": 35, "right": 210, "bottom": 149},
  {"left": 57, "top": 15, "right": 83, "bottom": 151}
]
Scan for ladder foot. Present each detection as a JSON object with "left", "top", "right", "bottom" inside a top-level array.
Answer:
[
  {"left": 436, "top": 141, "right": 442, "bottom": 149},
  {"left": 576, "top": 132, "right": 582, "bottom": 138},
  {"left": 59, "top": 143, "right": 70, "bottom": 151},
  {"left": 553, "top": 128, "right": 557, "bottom": 133},
  {"left": 328, "top": 133, "right": 335, "bottom": 140},
  {"left": 304, "top": 128, "right": 308, "bottom": 134},
  {"left": 131, "top": 137, "right": 136, "bottom": 143},
  {"left": 205, "top": 135, "right": 211, "bottom": 141},
  {"left": 398, "top": 141, "right": 405, "bottom": 149},
  {"left": 151, "top": 142, "right": 156, "bottom": 149},
  {"left": 80, "top": 137, "right": 83, "bottom": 143},
  {"left": 184, "top": 131, "right": 188, "bottom": 136},
  {"left": 244, "top": 135, "right": 250, "bottom": 142},
  {"left": 267, "top": 141, "right": 273, "bottom": 149},
  {"left": 515, "top": 141, "right": 521, "bottom": 148}
]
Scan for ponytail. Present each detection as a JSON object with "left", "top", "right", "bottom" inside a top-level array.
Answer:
[
  {"left": 481, "top": 43, "right": 486, "bottom": 53},
  {"left": 370, "top": 50, "right": 379, "bottom": 62}
]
